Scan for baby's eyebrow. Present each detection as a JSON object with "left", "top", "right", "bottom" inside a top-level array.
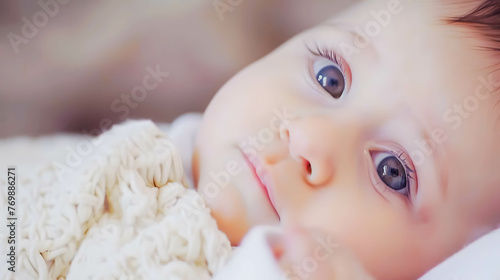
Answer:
[{"left": 321, "top": 21, "right": 382, "bottom": 60}]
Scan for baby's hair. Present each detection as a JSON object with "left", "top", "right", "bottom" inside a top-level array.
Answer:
[
  {"left": 447, "top": 0, "right": 500, "bottom": 54},
  {"left": 446, "top": 0, "right": 500, "bottom": 136}
]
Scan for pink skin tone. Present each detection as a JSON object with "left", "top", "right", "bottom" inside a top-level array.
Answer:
[
  {"left": 193, "top": 0, "right": 500, "bottom": 279},
  {"left": 276, "top": 228, "right": 376, "bottom": 280}
]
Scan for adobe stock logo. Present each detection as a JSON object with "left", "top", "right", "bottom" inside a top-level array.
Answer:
[
  {"left": 213, "top": 0, "right": 243, "bottom": 21},
  {"left": 7, "top": 0, "right": 73, "bottom": 54}
]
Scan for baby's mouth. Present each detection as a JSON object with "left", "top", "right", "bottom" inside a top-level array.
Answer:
[{"left": 240, "top": 148, "right": 280, "bottom": 220}]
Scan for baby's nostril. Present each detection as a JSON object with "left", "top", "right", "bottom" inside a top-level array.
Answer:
[
  {"left": 301, "top": 157, "right": 312, "bottom": 175},
  {"left": 279, "top": 123, "right": 290, "bottom": 141}
]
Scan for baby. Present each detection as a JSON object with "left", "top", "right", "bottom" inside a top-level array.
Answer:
[{"left": 191, "top": 0, "right": 500, "bottom": 279}]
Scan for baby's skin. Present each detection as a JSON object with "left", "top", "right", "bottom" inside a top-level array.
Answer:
[{"left": 192, "top": 0, "right": 500, "bottom": 279}]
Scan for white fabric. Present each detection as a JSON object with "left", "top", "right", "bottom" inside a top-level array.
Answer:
[
  {"left": 0, "top": 119, "right": 231, "bottom": 280},
  {"left": 213, "top": 226, "right": 285, "bottom": 280}
]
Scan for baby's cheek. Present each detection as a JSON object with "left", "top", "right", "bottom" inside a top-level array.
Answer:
[{"left": 201, "top": 183, "right": 250, "bottom": 245}]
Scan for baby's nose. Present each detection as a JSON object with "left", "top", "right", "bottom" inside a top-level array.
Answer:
[
  {"left": 279, "top": 113, "right": 365, "bottom": 187},
  {"left": 279, "top": 115, "right": 336, "bottom": 186}
]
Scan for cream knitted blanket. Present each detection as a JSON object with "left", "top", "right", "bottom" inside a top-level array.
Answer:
[{"left": 0, "top": 120, "right": 232, "bottom": 280}]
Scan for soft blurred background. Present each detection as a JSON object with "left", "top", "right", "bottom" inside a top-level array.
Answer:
[{"left": 0, "top": 0, "right": 355, "bottom": 138}]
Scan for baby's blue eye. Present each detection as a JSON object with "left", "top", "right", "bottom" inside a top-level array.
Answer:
[
  {"left": 315, "top": 65, "right": 345, "bottom": 99},
  {"left": 376, "top": 155, "right": 407, "bottom": 191}
]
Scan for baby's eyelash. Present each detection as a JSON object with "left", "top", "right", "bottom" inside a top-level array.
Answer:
[
  {"left": 306, "top": 43, "right": 346, "bottom": 73},
  {"left": 396, "top": 152, "right": 415, "bottom": 181}
]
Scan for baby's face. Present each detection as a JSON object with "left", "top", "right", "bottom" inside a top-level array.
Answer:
[{"left": 193, "top": 0, "right": 500, "bottom": 279}]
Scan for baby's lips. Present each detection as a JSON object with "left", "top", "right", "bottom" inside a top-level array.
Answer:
[
  {"left": 239, "top": 227, "right": 314, "bottom": 271},
  {"left": 244, "top": 227, "right": 308, "bottom": 273},
  {"left": 269, "top": 237, "right": 284, "bottom": 260}
]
